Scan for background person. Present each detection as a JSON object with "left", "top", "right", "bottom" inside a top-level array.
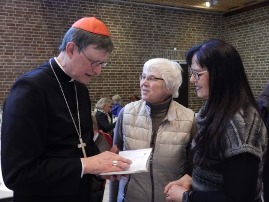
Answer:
[
  {"left": 129, "top": 94, "right": 140, "bottom": 102},
  {"left": 90, "top": 113, "right": 113, "bottom": 202},
  {"left": 1, "top": 17, "right": 131, "bottom": 202},
  {"left": 165, "top": 39, "right": 267, "bottom": 202},
  {"left": 110, "top": 58, "right": 196, "bottom": 202},
  {"left": 94, "top": 98, "right": 116, "bottom": 136},
  {"left": 111, "top": 94, "right": 123, "bottom": 121},
  {"left": 92, "top": 113, "right": 112, "bottom": 153},
  {"left": 257, "top": 82, "right": 269, "bottom": 202}
]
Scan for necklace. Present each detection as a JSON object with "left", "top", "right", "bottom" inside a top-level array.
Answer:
[{"left": 49, "top": 59, "right": 87, "bottom": 158}]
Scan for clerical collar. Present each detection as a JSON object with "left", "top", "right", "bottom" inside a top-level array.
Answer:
[
  {"left": 54, "top": 57, "right": 74, "bottom": 82},
  {"left": 49, "top": 58, "right": 87, "bottom": 157}
]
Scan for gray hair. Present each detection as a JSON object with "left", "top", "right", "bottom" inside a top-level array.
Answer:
[
  {"left": 112, "top": 94, "right": 122, "bottom": 104},
  {"left": 59, "top": 27, "right": 114, "bottom": 52},
  {"left": 142, "top": 58, "right": 183, "bottom": 98},
  {"left": 95, "top": 98, "right": 112, "bottom": 109}
]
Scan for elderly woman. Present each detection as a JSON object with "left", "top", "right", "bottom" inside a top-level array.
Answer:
[
  {"left": 110, "top": 58, "right": 196, "bottom": 202},
  {"left": 94, "top": 98, "right": 116, "bottom": 136},
  {"left": 111, "top": 94, "right": 123, "bottom": 121}
]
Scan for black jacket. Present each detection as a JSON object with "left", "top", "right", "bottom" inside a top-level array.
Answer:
[
  {"left": 1, "top": 58, "right": 99, "bottom": 202},
  {"left": 257, "top": 82, "right": 269, "bottom": 202},
  {"left": 95, "top": 111, "right": 115, "bottom": 134}
]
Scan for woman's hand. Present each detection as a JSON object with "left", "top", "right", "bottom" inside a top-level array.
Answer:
[
  {"left": 165, "top": 185, "right": 188, "bottom": 202},
  {"left": 164, "top": 174, "right": 192, "bottom": 202},
  {"left": 164, "top": 174, "right": 192, "bottom": 193}
]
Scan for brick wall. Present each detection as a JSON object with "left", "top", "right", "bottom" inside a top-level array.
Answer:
[
  {"left": 0, "top": 0, "right": 268, "bottom": 113},
  {"left": 223, "top": 7, "right": 269, "bottom": 99}
]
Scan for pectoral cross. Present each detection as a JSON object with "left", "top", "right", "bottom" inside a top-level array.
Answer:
[{"left": 78, "top": 137, "right": 87, "bottom": 158}]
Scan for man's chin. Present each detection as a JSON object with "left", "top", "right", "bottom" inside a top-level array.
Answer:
[{"left": 80, "top": 77, "right": 92, "bottom": 85}]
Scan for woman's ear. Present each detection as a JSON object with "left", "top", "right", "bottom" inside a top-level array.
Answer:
[{"left": 165, "top": 87, "right": 173, "bottom": 95}]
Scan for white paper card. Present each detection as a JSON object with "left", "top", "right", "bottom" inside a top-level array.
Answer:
[{"left": 100, "top": 148, "right": 152, "bottom": 175}]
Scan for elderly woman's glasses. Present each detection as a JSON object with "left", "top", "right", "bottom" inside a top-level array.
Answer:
[
  {"left": 81, "top": 50, "right": 108, "bottom": 68},
  {"left": 139, "top": 74, "right": 164, "bottom": 82},
  {"left": 188, "top": 68, "right": 207, "bottom": 80}
]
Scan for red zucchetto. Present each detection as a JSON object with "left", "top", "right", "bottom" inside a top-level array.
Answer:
[{"left": 72, "top": 17, "right": 110, "bottom": 37}]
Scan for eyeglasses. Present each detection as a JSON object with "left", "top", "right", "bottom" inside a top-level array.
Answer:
[
  {"left": 81, "top": 50, "right": 108, "bottom": 68},
  {"left": 188, "top": 68, "right": 208, "bottom": 80},
  {"left": 139, "top": 73, "right": 164, "bottom": 82}
]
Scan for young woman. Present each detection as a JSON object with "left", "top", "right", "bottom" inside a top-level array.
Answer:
[{"left": 165, "top": 39, "right": 267, "bottom": 202}]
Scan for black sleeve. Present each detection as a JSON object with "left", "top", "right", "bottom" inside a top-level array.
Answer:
[
  {"left": 189, "top": 153, "right": 260, "bottom": 202},
  {"left": 257, "top": 90, "right": 269, "bottom": 202},
  {"left": 96, "top": 113, "right": 116, "bottom": 133},
  {"left": 185, "top": 139, "right": 193, "bottom": 175},
  {"left": 1, "top": 77, "right": 83, "bottom": 194},
  {"left": 257, "top": 98, "right": 269, "bottom": 130}
]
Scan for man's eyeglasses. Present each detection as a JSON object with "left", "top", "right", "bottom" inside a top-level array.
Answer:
[
  {"left": 188, "top": 68, "right": 208, "bottom": 80},
  {"left": 81, "top": 50, "right": 108, "bottom": 68},
  {"left": 139, "top": 74, "right": 164, "bottom": 82}
]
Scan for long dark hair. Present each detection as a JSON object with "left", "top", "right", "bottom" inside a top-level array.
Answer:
[{"left": 186, "top": 39, "right": 257, "bottom": 168}]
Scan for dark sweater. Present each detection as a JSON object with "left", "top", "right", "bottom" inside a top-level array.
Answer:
[
  {"left": 190, "top": 105, "right": 267, "bottom": 202},
  {"left": 257, "top": 82, "right": 269, "bottom": 202}
]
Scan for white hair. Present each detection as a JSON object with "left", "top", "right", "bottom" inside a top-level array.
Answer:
[
  {"left": 95, "top": 98, "right": 112, "bottom": 109},
  {"left": 112, "top": 94, "right": 122, "bottom": 104},
  {"left": 143, "top": 58, "right": 183, "bottom": 98}
]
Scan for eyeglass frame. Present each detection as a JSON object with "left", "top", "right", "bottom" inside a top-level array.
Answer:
[
  {"left": 81, "top": 50, "right": 108, "bottom": 68},
  {"left": 188, "top": 68, "right": 208, "bottom": 80},
  {"left": 139, "top": 73, "right": 164, "bottom": 82}
]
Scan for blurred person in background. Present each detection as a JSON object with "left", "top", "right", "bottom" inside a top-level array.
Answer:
[
  {"left": 257, "top": 82, "right": 269, "bottom": 202},
  {"left": 129, "top": 94, "right": 140, "bottom": 102},
  {"left": 94, "top": 98, "right": 116, "bottom": 136},
  {"left": 90, "top": 114, "right": 113, "bottom": 202},
  {"left": 92, "top": 113, "right": 112, "bottom": 153},
  {"left": 111, "top": 94, "right": 123, "bottom": 121}
]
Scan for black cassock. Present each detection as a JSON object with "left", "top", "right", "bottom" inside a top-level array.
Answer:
[{"left": 1, "top": 58, "right": 100, "bottom": 202}]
